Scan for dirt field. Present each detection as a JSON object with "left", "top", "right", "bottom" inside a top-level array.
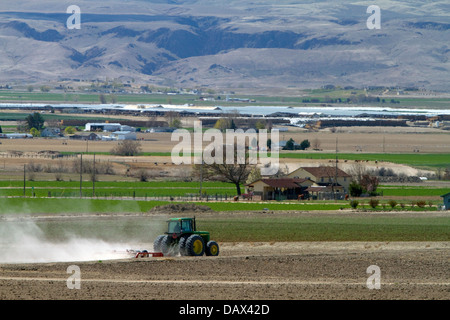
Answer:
[
  {"left": 1, "top": 126, "right": 449, "bottom": 154},
  {"left": 0, "top": 215, "right": 448, "bottom": 300}
]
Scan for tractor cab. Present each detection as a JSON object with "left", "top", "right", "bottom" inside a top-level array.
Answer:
[{"left": 167, "top": 217, "right": 194, "bottom": 236}]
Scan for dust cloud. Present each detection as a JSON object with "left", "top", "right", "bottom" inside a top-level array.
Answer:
[{"left": 0, "top": 216, "right": 166, "bottom": 264}]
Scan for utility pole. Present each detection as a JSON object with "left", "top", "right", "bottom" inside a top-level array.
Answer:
[
  {"left": 92, "top": 153, "right": 95, "bottom": 197},
  {"left": 79, "top": 153, "right": 83, "bottom": 198},
  {"left": 23, "top": 164, "right": 26, "bottom": 197},
  {"left": 334, "top": 137, "right": 338, "bottom": 200},
  {"left": 199, "top": 160, "right": 203, "bottom": 199}
]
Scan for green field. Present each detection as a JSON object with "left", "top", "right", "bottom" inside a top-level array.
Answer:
[
  {"left": 379, "top": 185, "right": 450, "bottom": 197},
  {"left": 279, "top": 152, "right": 450, "bottom": 169},
  {"left": 2, "top": 89, "right": 449, "bottom": 109},
  {"left": 0, "top": 198, "right": 447, "bottom": 242},
  {"left": 0, "top": 197, "right": 439, "bottom": 216},
  {"left": 1, "top": 179, "right": 448, "bottom": 199},
  {"left": 199, "top": 215, "right": 450, "bottom": 242},
  {"left": 0, "top": 180, "right": 237, "bottom": 198}
]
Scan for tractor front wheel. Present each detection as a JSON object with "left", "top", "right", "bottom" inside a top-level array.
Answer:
[
  {"left": 206, "top": 241, "right": 219, "bottom": 256},
  {"left": 185, "top": 234, "right": 205, "bottom": 256}
]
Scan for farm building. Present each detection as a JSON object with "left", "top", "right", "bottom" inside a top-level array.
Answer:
[
  {"left": 1, "top": 133, "right": 33, "bottom": 139},
  {"left": 41, "top": 128, "right": 62, "bottom": 138},
  {"left": 287, "top": 166, "right": 351, "bottom": 194},
  {"left": 85, "top": 123, "right": 136, "bottom": 132},
  {"left": 441, "top": 193, "right": 450, "bottom": 210},
  {"left": 246, "top": 178, "right": 314, "bottom": 200},
  {"left": 305, "top": 184, "right": 346, "bottom": 200},
  {"left": 85, "top": 123, "right": 122, "bottom": 132},
  {"left": 69, "top": 133, "right": 100, "bottom": 141},
  {"left": 248, "top": 165, "right": 352, "bottom": 200},
  {"left": 109, "top": 131, "right": 137, "bottom": 140}
]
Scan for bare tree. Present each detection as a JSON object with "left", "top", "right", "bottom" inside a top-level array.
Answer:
[
  {"left": 194, "top": 145, "right": 254, "bottom": 195},
  {"left": 111, "top": 140, "right": 142, "bottom": 156},
  {"left": 349, "top": 162, "right": 368, "bottom": 184},
  {"left": 312, "top": 138, "right": 321, "bottom": 150}
]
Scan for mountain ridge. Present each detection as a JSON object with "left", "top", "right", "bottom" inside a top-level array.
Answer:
[{"left": 0, "top": 1, "right": 448, "bottom": 91}]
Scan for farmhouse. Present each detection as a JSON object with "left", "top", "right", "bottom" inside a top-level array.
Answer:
[
  {"left": 248, "top": 166, "right": 353, "bottom": 200},
  {"left": 441, "top": 193, "right": 450, "bottom": 210},
  {"left": 287, "top": 166, "right": 351, "bottom": 194},
  {"left": 246, "top": 178, "right": 314, "bottom": 200}
]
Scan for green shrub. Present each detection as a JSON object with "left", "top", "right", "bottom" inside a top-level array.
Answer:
[
  {"left": 369, "top": 198, "right": 379, "bottom": 209},
  {"left": 416, "top": 200, "right": 426, "bottom": 208},
  {"left": 350, "top": 200, "right": 359, "bottom": 209},
  {"left": 388, "top": 200, "right": 397, "bottom": 209}
]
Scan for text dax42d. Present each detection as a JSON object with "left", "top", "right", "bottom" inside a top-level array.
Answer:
[{"left": 179, "top": 304, "right": 270, "bottom": 317}]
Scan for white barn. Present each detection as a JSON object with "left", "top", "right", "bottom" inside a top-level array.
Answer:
[
  {"left": 110, "top": 131, "right": 137, "bottom": 140},
  {"left": 85, "top": 123, "right": 122, "bottom": 132}
]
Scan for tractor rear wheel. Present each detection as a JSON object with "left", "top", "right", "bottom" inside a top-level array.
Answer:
[
  {"left": 160, "top": 235, "right": 173, "bottom": 255},
  {"left": 178, "top": 235, "right": 189, "bottom": 256},
  {"left": 206, "top": 241, "right": 219, "bottom": 256},
  {"left": 185, "top": 234, "right": 205, "bottom": 256},
  {"left": 153, "top": 235, "right": 165, "bottom": 252}
]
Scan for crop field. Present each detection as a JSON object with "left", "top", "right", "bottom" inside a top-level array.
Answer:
[
  {"left": 1, "top": 177, "right": 448, "bottom": 204},
  {"left": 0, "top": 180, "right": 237, "bottom": 198},
  {"left": 2, "top": 89, "right": 450, "bottom": 108},
  {"left": 199, "top": 214, "right": 450, "bottom": 242},
  {"left": 279, "top": 153, "right": 450, "bottom": 169},
  {"left": 378, "top": 185, "right": 450, "bottom": 197},
  {"left": 0, "top": 200, "right": 447, "bottom": 242}
]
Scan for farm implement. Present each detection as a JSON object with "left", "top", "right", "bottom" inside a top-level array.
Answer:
[{"left": 126, "top": 249, "right": 164, "bottom": 258}]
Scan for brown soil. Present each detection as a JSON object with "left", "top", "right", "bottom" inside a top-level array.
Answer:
[
  {"left": 0, "top": 240, "right": 448, "bottom": 300},
  {"left": 148, "top": 203, "right": 213, "bottom": 214}
]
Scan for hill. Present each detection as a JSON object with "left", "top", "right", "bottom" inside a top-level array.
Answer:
[{"left": 0, "top": 0, "right": 449, "bottom": 91}]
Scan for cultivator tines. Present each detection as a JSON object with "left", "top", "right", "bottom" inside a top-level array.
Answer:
[{"left": 127, "top": 249, "right": 164, "bottom": 258}]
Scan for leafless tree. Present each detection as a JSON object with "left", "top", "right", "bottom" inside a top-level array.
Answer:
[
  {"left": 194, "top": 145, "right": 254, "bottom": 195},
  {"left": 312, "top": 138, "right": 321, "bottom": 150},
  {"left": 111, "top": 140, "right": 142, "bottom": 156}
]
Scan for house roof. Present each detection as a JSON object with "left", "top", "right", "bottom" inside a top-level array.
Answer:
[
  {"left": 294, "top": 166, "right": 352, "bottom": 178},
  {"left": 441, "top": 192, "right": 450, "bottom": 198},
  {"left": 250, "top": 178, "right": 312, "bottom": 188}
]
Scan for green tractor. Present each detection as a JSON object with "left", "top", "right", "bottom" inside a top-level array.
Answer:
[{"left": 153, "top": 217, "right": 219, "bottom": 257}]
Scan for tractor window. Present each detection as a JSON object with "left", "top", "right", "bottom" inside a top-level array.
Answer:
[
  {"left": 168, "top": 221, "right": 181, "bottom": 233},
  {"left": 181, "top": 220, "right": 193, "bottom": 232}
]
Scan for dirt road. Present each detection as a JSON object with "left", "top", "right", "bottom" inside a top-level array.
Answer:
[{"left": 0, "top": 241, "right": 448, "bottom": 300}]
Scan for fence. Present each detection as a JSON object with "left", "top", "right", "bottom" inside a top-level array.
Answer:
[
  {"left": 19, "top": 190, "right": 237, "bottom": 202},
  {"left": 0, "top": 153, "right": 77, "bottom": 159}
]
